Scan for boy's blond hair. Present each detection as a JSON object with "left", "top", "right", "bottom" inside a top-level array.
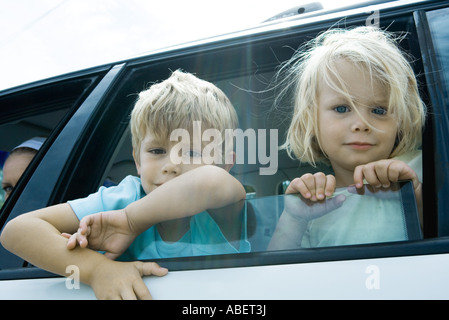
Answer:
[
  {"left": 130, "top": 70, "right": 238, "bottom": 163},
  {"left": 280, "top": 26, "right": 426, "bottom": 166}
]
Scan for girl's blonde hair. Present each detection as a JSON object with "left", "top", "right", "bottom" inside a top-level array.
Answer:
[
  {"left": 130, "top": 70, "right": 238, "bottom": 163},
  {"left": 280, "top": 26, "right": 426, "bottom": 166}
]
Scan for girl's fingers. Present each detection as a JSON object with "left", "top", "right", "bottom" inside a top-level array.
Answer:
[
  {"left": 324, "top": 175, "right": 336, "bottom": 197},
  {"left": 287, "top": 173, "right": 336, "bottom": 201},
  {"left": 313, "top": 172, "right": 327, "bottom": 200},
  {"left": 286, "top": 177, "right": 313, "bottom": 199}
]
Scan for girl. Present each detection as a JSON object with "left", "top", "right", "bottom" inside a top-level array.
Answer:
[{"left": 269, "top": 26, "right": 426, "bottom": 249}]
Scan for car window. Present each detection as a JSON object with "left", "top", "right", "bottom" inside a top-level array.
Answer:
[
  {"left": 0, "top": 110, "right": 69, "bottom": 206},
  {"left": 96, "top": 12, "right": 425, "bottom": 263},
  {"left": 109, "top": 181, "right": 420, "bottom": 261},
  {"left": 0, "top": 70, "right": 109, "bottom": 270}
]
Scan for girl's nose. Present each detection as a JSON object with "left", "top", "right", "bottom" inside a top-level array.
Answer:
[{"left": 351, "top": 113, "right": 370, "bottom": 133}]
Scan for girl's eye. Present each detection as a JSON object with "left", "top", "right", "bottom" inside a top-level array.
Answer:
[
  {"left": 372, "top": 106, "right": 387, "bottom": 116},
  {"left": 334, "top": 105, "right": 350, "bottom": 113}
]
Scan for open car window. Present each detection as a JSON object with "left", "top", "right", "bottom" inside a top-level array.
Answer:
[{"left": 115, "top": 180, "right": 421, "bottom": 261}]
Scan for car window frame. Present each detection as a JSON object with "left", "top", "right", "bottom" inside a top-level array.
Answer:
[{"left": 0, "top": 65, "right": 123, "bottom": 269}]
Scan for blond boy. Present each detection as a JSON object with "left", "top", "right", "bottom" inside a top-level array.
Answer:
[{"left": 1, "top": 70, "right": 248, "bottom": 299}]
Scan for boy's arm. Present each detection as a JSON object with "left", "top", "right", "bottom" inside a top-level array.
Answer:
[
  {"left": 69, "top": 165, "right": 246, "bottom": 255},
  {"left": 0, "top": 203, "right": 167, "bottom": 299},
  {"left": 125, "top": 165, "right": 246, "bottom": 235}
]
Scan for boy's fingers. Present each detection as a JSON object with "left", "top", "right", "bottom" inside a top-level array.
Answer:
[
  {"left": 61, "top": 232, "right": 71, "bottom": 239},
  {"left": 136, "top": 261, "right": 169, "bottom": 277},
  {"left": 65, "top": 233, "right": 78, "bottom": 249},
  {"left": 132, "top": 279, "right": 153, "bottom": 300},
  {"left": 104, "top": 252, "right": 121, "bottom": 260},
  {"left": 73, "top": 229, "right": 88, "bottom": 248},
  {"left": 126, "top": 262, "right": 168, "bottom": 300},
  {"left": 79, "top": 216, "right": 92, "bottom": 235}
]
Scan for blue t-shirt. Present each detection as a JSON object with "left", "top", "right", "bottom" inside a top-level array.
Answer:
[{"left": 68, "top": 175, "right": 251, "bottom": 260}]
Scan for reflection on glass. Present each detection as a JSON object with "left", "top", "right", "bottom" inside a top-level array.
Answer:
[
  {"left": 248, "top": 181, "right": 421, "bottom": 251},
  {"left": 118, "top": 199, "right": 251, "bottom": 261},
  {"left": 118, "top": 182, "right": 420, "bottom": 260}
]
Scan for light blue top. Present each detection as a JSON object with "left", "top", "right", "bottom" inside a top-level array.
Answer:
[{"left": 68, "top": 175, "right": 250, "bottom": 260}]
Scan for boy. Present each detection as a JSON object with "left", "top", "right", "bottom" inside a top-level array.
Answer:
[{"left": 1, "top": 70, "right": 248, "bottom": 299}]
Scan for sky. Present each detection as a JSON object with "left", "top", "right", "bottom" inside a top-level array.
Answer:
[{"left": 0, "top": 0, "right": 369, "bottom": 91}]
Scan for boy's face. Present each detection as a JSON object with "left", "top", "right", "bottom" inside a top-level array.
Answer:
[
  {"left": 133, "top": 131, "right": 233, "bottom": 194},
  {"left": 316, "top": 60, "right": 398, "bottom": 177}
]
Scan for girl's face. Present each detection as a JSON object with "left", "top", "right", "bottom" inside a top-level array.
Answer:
[{"left": 317, "top": 60, "right": 398, "bottom": 184}]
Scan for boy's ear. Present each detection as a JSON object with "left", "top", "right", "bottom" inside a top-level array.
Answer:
[
  {"left": 133, "top": 149, "right": 141, "bottom": 175},
  {"left": 222, "top": 151, "right": 236, "bottom": 172}
]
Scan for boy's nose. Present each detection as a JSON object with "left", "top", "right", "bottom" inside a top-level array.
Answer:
[{"left": 161, "top": 160, "right": 181, "bottom": 175}]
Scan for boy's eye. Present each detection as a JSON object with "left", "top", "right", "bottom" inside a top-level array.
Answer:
[
  {"left": 334, "top": 105, "right": 350, "bottom": 113},
  {"left": 371, "top": 106, "right": 387, "bottom": 115},
  {"left": 186, "top": 150, "right": 202, "bottom": 157},
  {"left": 149, "top": 148, "right": 166, "bottom": 155}
]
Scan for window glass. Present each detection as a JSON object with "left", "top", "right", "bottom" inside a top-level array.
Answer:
[
  {"left": 109, "top": 181, "right": 420, "bottom": 261},
  {"left": 0, "top": 109, "right": 68, "bottom": 209},
  {"left": 96, "top": 14, "right": 424, "bottom": 264},
  {"left": 101, "top": 62, "right": 421, "bottom": 261},
  {"left": 250, "top": 181, "right": 421, "bottom": 252},
  {"left": 426, "top": 7, "right": 449, "bottom": 102}
]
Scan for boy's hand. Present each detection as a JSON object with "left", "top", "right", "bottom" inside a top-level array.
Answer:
[
  {"left": 286, "top": 172, "right": 337, "bottom": 201},
  {"left": 64, "top": 209, "right": 138, "bottom": 260},
  {"left": 90, "top": 259, "right": 168, "bottom": 300}
]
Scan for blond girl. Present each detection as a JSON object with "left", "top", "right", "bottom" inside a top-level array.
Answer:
[{"left": 269, "top": 26, "right": 426, "bottom": 249}]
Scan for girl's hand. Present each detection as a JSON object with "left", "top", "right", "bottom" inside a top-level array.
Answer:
[
  {"left": 353, "top": 159, "right": 422, "bottom": 220},
  {"left": 353, "top": 159, "right": 420, "bottom": 191},
  {"left": 286, "top": 172, "right": 337, "bottom": 201}
]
